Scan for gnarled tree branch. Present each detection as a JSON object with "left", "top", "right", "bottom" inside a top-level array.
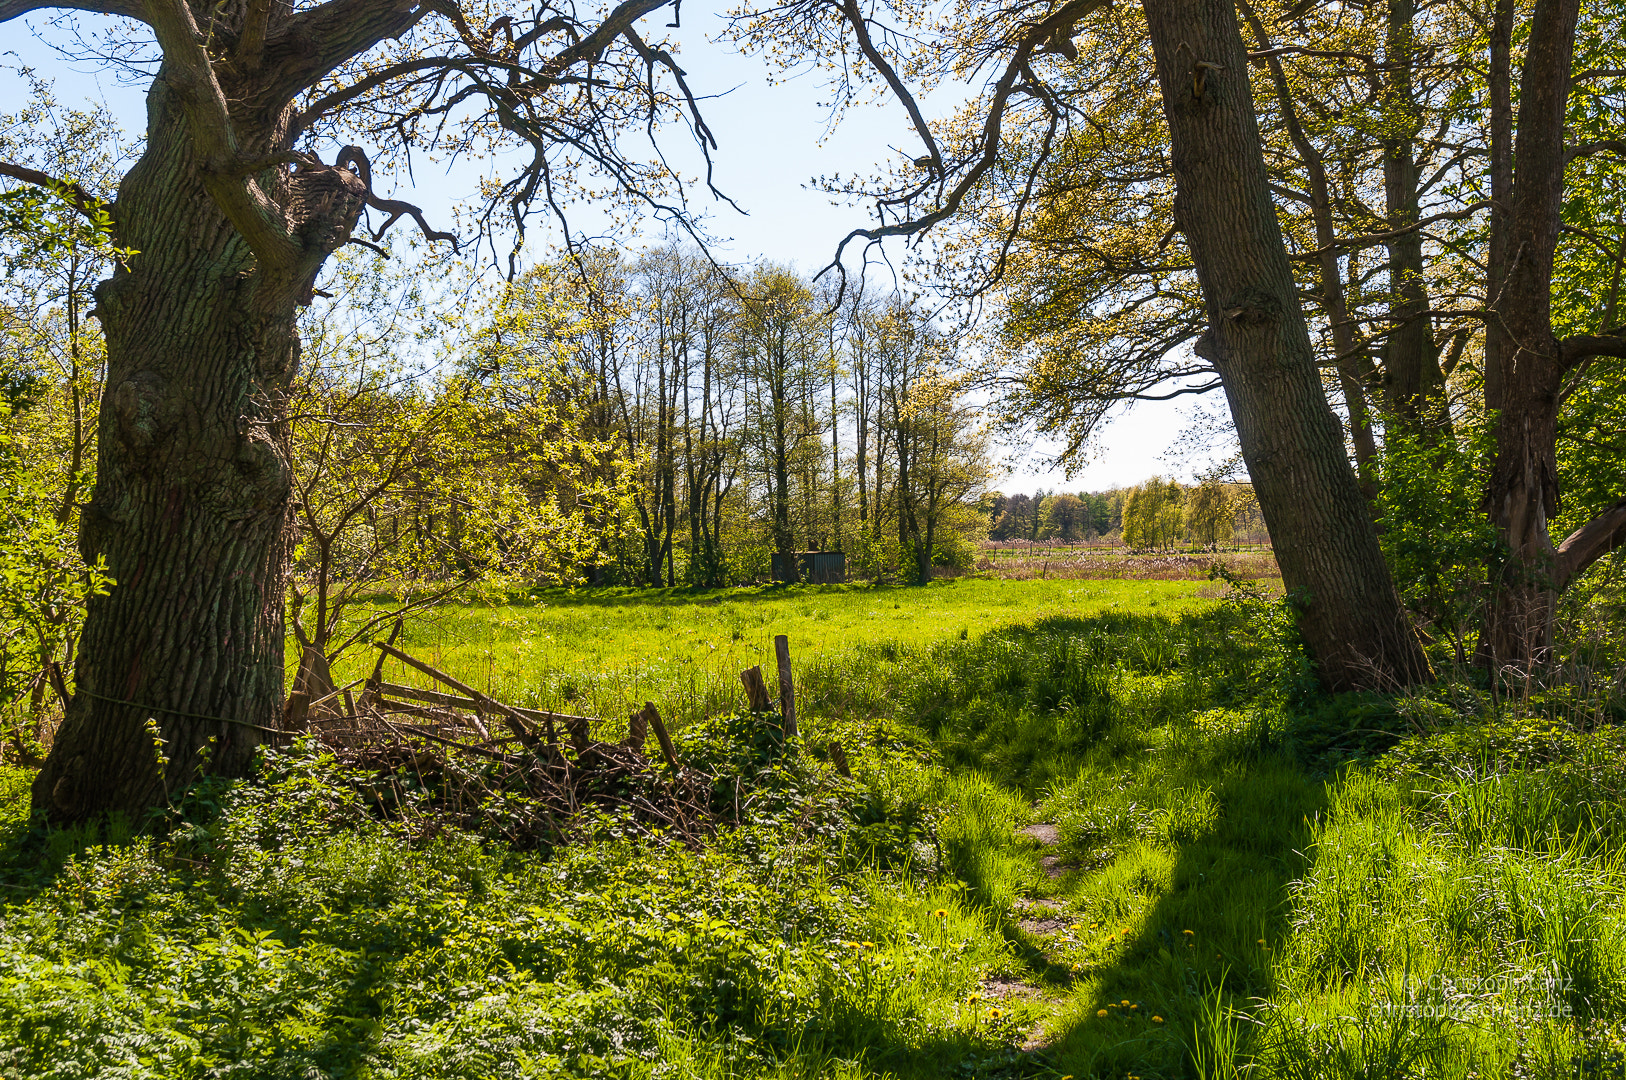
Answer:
[
  {"left": 334, "top": 146, "right": 459, "bottom": 251},
  {"left": 266, "top": 0, "right": 436, "bottom": 106},
  {"left": 1558, "top": 331, "right": 1626, "bottom": 369},
  {"left": 144, "top": 0, "right": 303, "bottom": 272}
]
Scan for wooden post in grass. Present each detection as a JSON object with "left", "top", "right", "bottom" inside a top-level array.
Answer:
[
  {"left": 774, "top": 635, "right": 797, "bottom": 739},
  {"left": 626, "top": 707, "right": 648, "bottom": 750},
  {"left": 740, "top": 666, "right": 774, "bottom": 713},
  {"left": 644, "top": 702, "right": 680, "bottom": 772}
]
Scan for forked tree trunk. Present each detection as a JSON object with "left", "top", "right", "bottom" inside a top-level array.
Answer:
[
  {"left": 1141, "top": 0, "right": 1431, "bottom": 691},
  {"left": 32, "top": 65, "right": 363, "bottom": 824}
]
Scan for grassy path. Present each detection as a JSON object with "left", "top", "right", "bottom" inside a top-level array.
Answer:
[{"left": 889, "top": 608, "right": 1626, "bottom": 1078}]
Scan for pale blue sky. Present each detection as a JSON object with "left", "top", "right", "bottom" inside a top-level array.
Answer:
[{"left": 1, "top": 4, "right": 1212, "bottom": 494}]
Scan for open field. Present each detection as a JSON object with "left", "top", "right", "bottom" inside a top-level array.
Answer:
[
  {"left": 974, "top": 545, "right": 1280, "bottom": 583},
  {"left": 7, "top": 578, "right": 1625, "bottom": 1078},
  {"left": 322, "top": 576, "right": 1219, "bottom": 730}
]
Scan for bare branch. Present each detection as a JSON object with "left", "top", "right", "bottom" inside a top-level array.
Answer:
[
  {"left": 817, "top": 0, "right": 1111, "bottom": 289},
  {"left": 839, "top": 0, "right": 944, "bottom": 177},
  {"left": 1128, "top": 378, "right": 1223, "bottom": 401},
  {"left": 296, "top": 57, "right": 487, "bottom": 136},
  {"left": 1288, "top": 201, "right": 1491, "bottom": 260},
  {"left": 0, "top": 0, "right": 144, "bottom": 23},
  {"left": 544, "top": 0, "right": 671, "bottom": 73}
]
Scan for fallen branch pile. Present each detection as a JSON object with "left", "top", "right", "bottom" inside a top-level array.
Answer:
[{"left": 280, "top": 629, "right": 822, "bottom": 849}]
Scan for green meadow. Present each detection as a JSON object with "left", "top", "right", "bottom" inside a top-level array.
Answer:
[
  {"left": 322, "top": 576, "right": 1215, "bottom": 727},
  {"left": 5, "top": 577, "right": 1625, "bottom": 1078}
]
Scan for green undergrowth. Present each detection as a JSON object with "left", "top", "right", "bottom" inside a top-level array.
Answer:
[
  {"left": 0, "top": 727, "right": 1046, "bottom": 1079},
  {"left": 4, "top": 586, "right": 1625, "bottom": 1078},
  {"left": 899, "top": 602, "right": 1626, "bottom": 1078}
]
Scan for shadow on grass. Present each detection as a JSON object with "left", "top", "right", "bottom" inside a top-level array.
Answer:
[
  {"left": 1039, "top": 758, "right": 1329, "bottom": 1077},
  {"left": 903, "top": 605, "right": 1335, "bottom": 1076}
]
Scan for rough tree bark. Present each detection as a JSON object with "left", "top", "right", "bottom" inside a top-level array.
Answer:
[
  {"left": 1140, "top": 0, "right": 1431, "bottom": 691},
  {"left": 1481, "top": 0, "right": 1626, "bottom": 671},
  {"left": 3, "top": 0, "right": 691, "bottom": 824},
  {"left": 30, "top": 44, "right": 370, "bottom": 822},
  {"left": 1239, "top": 3, "right": 1380, "bottom": 495}
]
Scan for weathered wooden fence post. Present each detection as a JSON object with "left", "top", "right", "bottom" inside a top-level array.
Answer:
[
  {"left": 740, "top": 666, "right": 774, "bottom": 712},
  {"left": 774, "top": 635, "right": 797, "bottom": 739}
]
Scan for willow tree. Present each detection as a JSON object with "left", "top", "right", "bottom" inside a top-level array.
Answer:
[{"left": 0, "top": 0, "right": 709, "bottom": 823}]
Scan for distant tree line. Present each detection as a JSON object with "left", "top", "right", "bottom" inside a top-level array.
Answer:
[{"left": 980, "top": 481, "right": 1265, "bottom": 550}]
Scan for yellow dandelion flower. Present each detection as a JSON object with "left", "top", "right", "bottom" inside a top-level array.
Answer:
[
  {"left": 861, "top": 941, "right": 874, "bottom": 949},
  {"left": 1152, "top": 1015, "right": 1164, "bottom": 1023},
  {"left": 988, "top": 1008, "right": 1003, "bottom": 1019},
  {"left": 1096, "top": 1009, "right": 1108, "bottom": 1017},
  {"left": 934, "top": 909, "right": 948, "bottom": 919},
  {"left": 1257, "top": 939, "right": 1266, "bottom": 945},
  {"left": 1121, "top": 999, "right": 1130, "bottom": 1006},
  {"left": 1130, "top": 1003, "right": 1139, "bottom": 1010},
  {"left": 1182, "top": 929, "right": 1194, "bottom": 936}
]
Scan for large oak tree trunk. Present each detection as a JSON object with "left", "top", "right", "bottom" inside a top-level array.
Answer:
[
  {"left": 1141, "top": 0, "right": 1430, "bottom": 691},
  {"left": 32, "top": 64, "right": 362, "bottom": 824}
]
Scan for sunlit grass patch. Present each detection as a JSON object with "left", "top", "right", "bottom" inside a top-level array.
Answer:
[{"left": 308, "top": 577, "right": 1213, "bottom": 735}]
